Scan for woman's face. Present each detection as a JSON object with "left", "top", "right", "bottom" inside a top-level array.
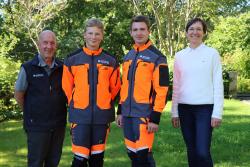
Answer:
[{"left": 186, "top": 21, "right": 205, "bottom": 46}]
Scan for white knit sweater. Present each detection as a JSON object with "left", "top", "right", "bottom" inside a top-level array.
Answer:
[{"left": 171, "top": 43, "right": 224, "bottom": 119}]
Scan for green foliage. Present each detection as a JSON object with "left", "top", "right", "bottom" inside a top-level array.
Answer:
[
  {"left": 0, "top": 31, "right": 19, "bottom": 57},
  {"left": 0, "top": 15, "right": 22, "bottom": 121},
  {"left": 0, "top": 56, "right": 21, "bottom": 122},
  {"left": 130, "top": 0, "right": 249, "bottom": 57},
  {"left": 228, "top": 49, "right": 250, "bottom": 78},
  {"left": 49, "top": 0, "right": 133, "bottom": 61},
  {"left": 206, "top": 12, "right": 250, "bottom": 79},
  {"left": 0, "top": 0, "right": 67, "bottom": 61},
  {"left": 237, "top": 77, "right": 250, "bottom": 93}
]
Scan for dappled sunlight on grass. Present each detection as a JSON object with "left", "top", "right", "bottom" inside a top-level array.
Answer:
[
  {"left": 0, "top": 125, "right": 23, "bottom": 132},
  {"left": 0, "top": 120, "right": 23, "bottom": 132},
  {"left": 0, "top": 150, "right": 27, "bottom": 166},
  {"left": 105, "top": 156, "right": 128, "bottom": 162},
  {"left": 223, "top": 99, "right": 250, "bottom": 114},
  {"left": 16, "top": 147, "right": 28, "bottom": 155},
  {"left": 105, "top": 140, "right": 124, "bottom": 150},
  {"left": 62, "top": 145, "right": 71, "bottom": 152},
  {"left": 216, "top": 162, "right": 244, "bottom": 167}
]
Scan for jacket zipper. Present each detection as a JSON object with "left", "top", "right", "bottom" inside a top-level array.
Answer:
[
  {"left": 128, "top": 49, "right": 139, "bottom": 116},
  {"left": 90, "top": 54, "right": 95, "bottom": 148},
  {"left": 91, "top": 55, "right": 95, "bottom": 124}
]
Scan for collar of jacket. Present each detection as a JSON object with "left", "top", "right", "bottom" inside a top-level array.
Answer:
[
  {"left": 133, "top": 40, "right": 152, "bottom": 52},
  {"left": 83, "top": 47, "right": 103, "bottom": 56},
  {"left": 31, "top": 54, "right": 62, "bottom": 68}
]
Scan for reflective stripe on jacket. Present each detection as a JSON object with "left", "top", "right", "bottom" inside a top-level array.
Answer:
[
  {"left": 62, "top": 47, "right": 121, "bottom": 124},
  {"left": 120, "top": 41, "right": 169, "bottom": 124}
]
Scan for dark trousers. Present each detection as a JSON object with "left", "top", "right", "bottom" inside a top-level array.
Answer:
[
  {"left": 71, "top": 124, "right": 109, "bottom": 167},
  {"left": 178, "top": 104, "right": 213, "bottom": 167},
  {"left": 123, "top": 117, "right": 156, "bottom": 167},
  {"left": 26, "top": 126, "right": 65, "bottom": 167}
]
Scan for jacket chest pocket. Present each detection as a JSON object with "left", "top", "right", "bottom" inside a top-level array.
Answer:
[
  {"left": 71, "top": 64, "right": 89, "bottom": 109},
  {"left": 134, "top": 60, "right": 154, "bottom": 103},
  {"left": 120, "top": 60, "right": 132, "bottom": 103},
  {"left": 97, "top": 64, "right": 113, "bottom": 109}
]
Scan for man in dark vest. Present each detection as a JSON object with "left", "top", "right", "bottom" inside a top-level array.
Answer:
[{"left": 14, "top": 30, "right": 67, "bottom": 167}]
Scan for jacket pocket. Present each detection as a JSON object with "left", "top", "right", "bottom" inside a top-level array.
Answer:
[
  {"left": 133, "top": 60, "right": 154, "bottom": 103},
  {"left": 30, "top": 97, "right": 50, "bottom": 123},
  {"left": 96, "top": 64, "right": 113, "bottom": 109},
  {"left": 120, "top": 60, "right": 132, "bottom": 103},
  {"left": 71, "top": 64, "right": 89, "bottom": 109}
]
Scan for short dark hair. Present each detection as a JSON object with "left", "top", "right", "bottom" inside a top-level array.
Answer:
[
  {"left": 130, "top": 15, "right": 150, "bottom": 30},
  {"left": 185, "top": 18, "right": 207, "bottom": 34}
]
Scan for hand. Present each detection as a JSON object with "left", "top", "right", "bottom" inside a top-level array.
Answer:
[
  {"left": 211, "top": 118, "right": 222, "bottom": 128},
  {"left": 171, "top": 117, "right": 180, "bottom": 128},
  {"left": 147, "top": 122, "right": 159, "bottom": 133},
  {"left": 116, "top": 115, "right": 123, "bottom": 128}
]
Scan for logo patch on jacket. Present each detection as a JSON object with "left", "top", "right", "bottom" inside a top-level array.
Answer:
[
  {"left": 98, "top": 59, "right": 110, "bottom": 65},
  {"left": 33, "top": 73, "right": 44, "bottom": 78},
  {"left": 139, "top": 55, "right": 150, "bottom": 60}
]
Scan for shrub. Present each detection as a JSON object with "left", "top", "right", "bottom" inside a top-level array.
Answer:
[
  {"left": 0, "top": 56, "right": 22, "bottom": 122},
  {"left": 237, "top": 77, "right": 250, "bottom": 93}
]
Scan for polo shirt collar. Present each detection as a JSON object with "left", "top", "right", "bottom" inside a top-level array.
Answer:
[{"left": 38, "top": 54, "right": 57, "bottom": 68}]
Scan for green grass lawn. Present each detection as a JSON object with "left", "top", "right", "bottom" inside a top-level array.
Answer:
[{"left": 0, "top": 99, "right": 249, "bottom": 167}]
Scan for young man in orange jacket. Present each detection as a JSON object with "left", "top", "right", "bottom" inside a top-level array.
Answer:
[
  {"left": 62, "top": 18, "right": 121, "bottom": 167},
  {"left": 116, "top": 15, "right": 169, "bottom": 167}
]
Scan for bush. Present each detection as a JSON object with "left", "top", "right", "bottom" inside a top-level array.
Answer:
[
  {"left": 237, "top": 77, "right": 250, "bottom": 93},
  {"left": 222, "top": 49, "right": 250, "bottom": 79},
  {"left": 0, "top": 56, "right": 22, "bottom": 122}
]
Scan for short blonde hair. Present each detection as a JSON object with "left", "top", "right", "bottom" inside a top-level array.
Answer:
[{"left": 84, "top": 18, "right": 104, "bottom": 33}]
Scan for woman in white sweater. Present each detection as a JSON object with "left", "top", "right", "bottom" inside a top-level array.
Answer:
[{"left": 171, "top": 18, "right": 224, "bottom": 167}]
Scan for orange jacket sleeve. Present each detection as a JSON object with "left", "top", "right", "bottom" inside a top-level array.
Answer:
[
  {"left": 110, "top": 66, "right": 121, "bottom": 100},
  {"left": 150, "top": 56, "right": 169, "bottom": 124},
  {"left": 62, "top": 64, "right": 74, "bottom": 104}
]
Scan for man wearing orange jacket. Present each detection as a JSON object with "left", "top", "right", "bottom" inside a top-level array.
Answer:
[
  {"left": 116, "top": 15, "right": 169, "bottom": 167},
  {"left": 62, "top": 18, "right": 121, "bottom": 167}
]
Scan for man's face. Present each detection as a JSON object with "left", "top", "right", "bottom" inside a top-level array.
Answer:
[
  {"left": 130, "top": 22, "right": 150, "bottom": 46},
  {"left": 84, "top": 26, "right": 103, "bottom": 50},
  {"left": 38, "top": 32, "right": 57, "bottom": 60}
]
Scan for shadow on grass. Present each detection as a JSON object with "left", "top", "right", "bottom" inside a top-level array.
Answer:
[{"left": 0, "top": 121, "right": 27, "bottom": 167}]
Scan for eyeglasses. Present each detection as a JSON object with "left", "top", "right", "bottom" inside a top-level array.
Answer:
[{"left": 188, "top": 27, "right": 203, "bottom": 32}]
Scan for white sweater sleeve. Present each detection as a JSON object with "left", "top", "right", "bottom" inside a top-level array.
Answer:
[
  {"left": 171, "top": 57, "right": 180, "bottom": 118},
  {"left": 212, "top": 50, "right": 224, "bottom": 119}
]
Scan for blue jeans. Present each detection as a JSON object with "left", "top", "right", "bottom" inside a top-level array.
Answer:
[{"left": 178, "top": 104, "right": 213, "bottom": 167}]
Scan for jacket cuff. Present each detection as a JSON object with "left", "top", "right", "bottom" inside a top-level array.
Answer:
[
  {"left": 117, "top": 104, "right": 121, "bottom": 115},
  {"left": 149, "top": 111, "right": 162, "bottom": 124}
]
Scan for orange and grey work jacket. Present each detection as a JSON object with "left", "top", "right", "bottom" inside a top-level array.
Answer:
[
  {"left": 119, "top": 41, "right": 169, "bottom": 124},
  {"left": 62, "top": 47, "right": 121, "bottom": 124}
]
